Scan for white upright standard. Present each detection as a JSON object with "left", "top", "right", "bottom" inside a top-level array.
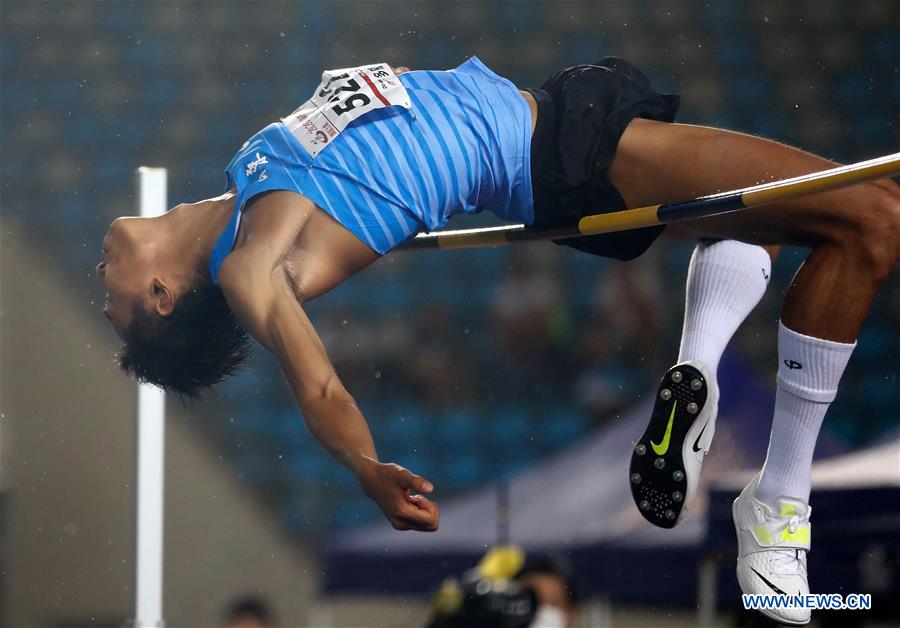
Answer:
[{"left": 134, "top": 167, "right": 167, "bottom": 628}]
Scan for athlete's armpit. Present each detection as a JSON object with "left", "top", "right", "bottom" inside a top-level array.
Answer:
[{"left": 219, "top": 255, "right": 340, "bottom": 401}]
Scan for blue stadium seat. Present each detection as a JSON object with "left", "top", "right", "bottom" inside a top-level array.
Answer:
[
  {"left": 860, "top": 373, "right": 897, "bottom": 402},
  {"left": 745, "top": 110, "right": 790, "bottom": 142},
  {"left": 273, "top": 411, "right": 308, "bottom": 442},
  {"left": 487, "top": 405, "right": 532, "bottom": 446},
  {"left": 319, "top": 463, "right": 359, "bottom": 491},
  {"left": 867, "top": 393, "right": 897, "bottom": 423},
  {"left": 435, "top": 408, "right": 478, "bottom": 448},
  {"left": 1, "top": 40, "right": 19, "bottom": 67},
  {"left": 443, "top": 454, "right": 485, "bottom": 488},
  {"left": 95, "top": 160, "right": 131, "bottom": 187},
  {"left": 888, "top": 75, "right": 900, "bottom": 104},
  {"left": 380, "top": 404, "right": 429, "bottom": 446},
  {"left": 543, "top": 408, "right": 589, "bottom": 449},
  {"left": 331, "top": 497, "right": 379, "bottom": 528},
  {"left": 296, "top": 1, "right": 336, "bottom": 31},
  {"left": 394, "top": 450, "right": 437, "bottom": 482},
  {"left": 497, "top": 1, "right": 543, "bottom": 34},
  {"left": 425, "top": 40, "right": 464, "bottom": 70},
  {"left": 145, "top": 80, "right": 184, "bottom": 109},
  {"left": 286, "top": 449, "right": 327, "bottom": 479},
  {"left": 852, "top": 112, "right": 894, "bottom": 148},
  {"left": 853, "top": 325, "right": 893, "bottom": 360},
  {"left": 717, "top": 39, "right": 755, "bottom": 71},
  {"left": 102, "top": 2, "right": 139, "bottom": 29},
  {"left": 562, "top": 35, "right": 604, "bottom": 65},
  {"left": 239, "top": 79, "right": 270, "bottom": 109},
  {"left": 129, "top": 37, "right": 171, "bottom": 70},
  {"left": 494, "top": 451, "right": 534, "bottom": 480},
  {"left": 3, "top": 80, "right": 32, "bottom": 109},
  {"left": 866, "top": 35, "right": 899, "bottom": 66},
  {"left": 58, "top": 199, "right": 92, "bottom": 227},
  {"left": 226, "top": 411, "right": 277, "bottom": 444},
  {"left": 731, "top": 75, "right": 771, "bottom": 109},
  {"left": 833, "top": 74, "right": 876, "bottom": 112},
  {"left": 44, "top": 82, "right": 83, "bottom": 108},
  {"left": 705, "top": 111, "right": 740, "bottom": 132},
  {"left": 368, "top": 280, "right": 412, "bottom": 311}
]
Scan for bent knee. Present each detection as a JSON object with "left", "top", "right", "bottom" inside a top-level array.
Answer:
[{"left": 846, "top": 180, "right": 900, "bottom": 276}]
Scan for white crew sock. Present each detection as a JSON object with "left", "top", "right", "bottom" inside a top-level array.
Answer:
[
  {"left": 755, "top": 322, "right": 856, "bottom": 504},
  {"left": 677, "top": 240, "right": 772, "bottom": 374}
]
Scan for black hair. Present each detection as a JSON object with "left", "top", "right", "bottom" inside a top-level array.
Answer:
[
  {"left": 118, "top": 281, "right": 251, "bottom": 399},
  {"left": 225, "top": 595, "right": 274, "bottom": 625}
]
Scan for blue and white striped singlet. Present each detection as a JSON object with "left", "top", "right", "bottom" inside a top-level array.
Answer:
[{"left": 210, "top": 57, "right": 533, "bottom": 284}]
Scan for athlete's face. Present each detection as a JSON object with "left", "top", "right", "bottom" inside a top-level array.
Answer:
[{"left": 96, "top": 217, "right": 153, "bottom": 339}]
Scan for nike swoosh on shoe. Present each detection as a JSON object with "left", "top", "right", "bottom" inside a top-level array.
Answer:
[
  {"left": 650, "top": 402, "right": 677, "bottom": 455},
  {"left": 692, "top": 420, "right": 708, "bottom": 452},
  {"left": 752, "top": 567, "right": 790, "bottom": 596}
]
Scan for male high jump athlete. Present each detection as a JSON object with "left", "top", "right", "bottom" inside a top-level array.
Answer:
[{"left": 97, "top": 58, "right": 898, "bottom": 624}]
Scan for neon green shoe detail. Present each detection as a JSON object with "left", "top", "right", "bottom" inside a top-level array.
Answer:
[
  {"left": 779, "top": 526, "right": 811, "bottom": 544},
  {"left": 752, "top": 525, "right": 773, "bottom": 545},
  {"left": 780, "top": 503, "right": 798, "bottom": 516},
  {"left": 651, "top": 402, "right": 677, "bottom": 456}
]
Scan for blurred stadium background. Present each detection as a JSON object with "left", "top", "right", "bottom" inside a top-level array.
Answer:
[{"left": 1, "top": 1, "right": 897, "bottom": 626}]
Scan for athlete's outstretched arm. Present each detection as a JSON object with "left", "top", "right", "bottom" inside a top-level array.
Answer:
[{"left": 218, "top": 251, "right": 439, "bottom": 532}]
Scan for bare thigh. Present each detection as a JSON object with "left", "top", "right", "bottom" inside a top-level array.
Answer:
[{"left": 608, "top": 118, "right": 897, "bottom": 247}]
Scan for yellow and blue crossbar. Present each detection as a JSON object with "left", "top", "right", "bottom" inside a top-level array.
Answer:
[{"left": 402, "top": 152, "right": 900, "bottom": 251}]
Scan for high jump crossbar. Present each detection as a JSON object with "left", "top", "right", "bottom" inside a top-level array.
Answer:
[
  {"left": 401, "top": 151, "right": 900, "bottom": 250},
  {"left": 134, "top": 167, "right": 167, "bottom": 628}
]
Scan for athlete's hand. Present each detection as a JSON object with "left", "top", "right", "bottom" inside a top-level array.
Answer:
[
  {"left": 358, "top": 460, "right": 439, "bottom": 532},
  {"left": 392, "top": 66, "right": 411, "bottom": 75}
]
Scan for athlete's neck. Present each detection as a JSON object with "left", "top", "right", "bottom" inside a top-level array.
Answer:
[{"left": 162, "top": 191, "right": 236, "bottom": 281}]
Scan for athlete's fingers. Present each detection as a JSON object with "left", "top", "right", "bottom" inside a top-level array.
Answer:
[
  {"left": 396, "top": 501, "right": 439, "bottom": 531},
  {"left": 393, "top": 66, "right": 411, "bottom": 74},
  {"left": 389, "top": 517, "right": 411, "bottom": 531},
  {"left": 406, "top": 492, "right": 434, "bottom": 510},
  {"left": 407, "top": 494, "right": 440, "bottom": 529},
  {"left": 398, "top": 468, "right": 434, "bottom": 494}
]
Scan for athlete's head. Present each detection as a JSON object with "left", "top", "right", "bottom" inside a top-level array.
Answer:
[{"left": 97, "top": 211, "right": 250, "bottom": 398}]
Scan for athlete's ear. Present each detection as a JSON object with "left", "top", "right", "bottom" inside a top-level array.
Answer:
[{"left": 151, "top": 278, "right": 176, "bottom": 317}]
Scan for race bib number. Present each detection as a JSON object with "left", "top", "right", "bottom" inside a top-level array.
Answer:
[{"left": 282, "top": 63, "right": 411, "bottom": 158}]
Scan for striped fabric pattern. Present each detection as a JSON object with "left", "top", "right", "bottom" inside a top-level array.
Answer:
[{"left": 210, "top": 57, "right": 533, "bottom": 284}]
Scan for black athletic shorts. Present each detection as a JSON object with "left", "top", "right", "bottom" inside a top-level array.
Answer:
[{"left": 526, "top": 57, "right": 680, "bottom": 260}]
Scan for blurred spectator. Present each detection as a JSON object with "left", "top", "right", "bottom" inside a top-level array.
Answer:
[
  {"left": 491, "top": 250, "right": 566, "bottom": 358},
  {"left": 573, "top": 253, "right": 667, "bottom": 421},
  {"left": 224, "top": 595, "right": 274, "bottom": 628},
  {"left": 515, "top": 554, "right": 578, "bottom": 627},
  {"left": 490, "top": 249, "right": 575, "bottom": 399},
  {"left": 425, "top": 547, "right": 578, "bottom": 628},
  {"left": 406, "top": 303, "right": 475, "bottom": 408}
]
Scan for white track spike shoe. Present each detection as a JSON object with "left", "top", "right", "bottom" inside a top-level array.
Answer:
[
  {"left": 733, "top": 474, "right": 812, "bottom": 625},
  {"left": 629, "top": 360, "right": 718, "bottom": 528}
]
